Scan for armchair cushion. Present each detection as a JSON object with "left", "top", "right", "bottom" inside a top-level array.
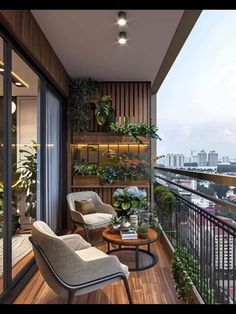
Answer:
[
  {"left": 75, "top": 198, "right": 96, "bottom": 215},
  {"left": 83, "top": 213, "right": 112, "bottom": 228}
]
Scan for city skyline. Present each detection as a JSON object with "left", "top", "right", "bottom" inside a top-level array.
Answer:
[{"left": 156, "top": 10, "right": 236, "bottom": 159}]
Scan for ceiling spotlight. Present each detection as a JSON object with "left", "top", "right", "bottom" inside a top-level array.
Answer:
[
  {"left": 118, "top": 32, "right": 127, "bottom": 45},
  {"left": 118, "top": 11, "right": 127, "bottom": 26}
]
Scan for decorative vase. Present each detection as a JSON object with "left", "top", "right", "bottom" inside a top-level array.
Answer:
[{"left": 129, "top": 214, "right": 138, "bottom": 230}]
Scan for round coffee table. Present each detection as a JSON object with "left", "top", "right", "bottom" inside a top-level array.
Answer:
[{"left": 102, "top": 228, "right": 158, "bottom": 271}]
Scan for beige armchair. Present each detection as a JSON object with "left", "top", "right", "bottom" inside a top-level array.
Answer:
[
  {"left": 29, "top": 221, "right": 132, "bottom": 304},
  {"left": 67, "top": 191, "right": 117, "bottom": 241}
]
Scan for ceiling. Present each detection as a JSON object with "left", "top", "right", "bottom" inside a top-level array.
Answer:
[
  {"left": 0, "top": 39, "right": 38, "bottom": 97},
  {"left": 31, "top": 10, "right": 184, "bottom": 83}
]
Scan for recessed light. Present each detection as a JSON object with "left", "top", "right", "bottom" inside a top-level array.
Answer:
[
  {"left": 118, "top": 11, "right": 127, "bottom": 26},
  {"left": 118, "top": 32, "right": 127, "bottom": 45},
  {"left": 0, "top": 60, "right": 29, "bottom": 88}
]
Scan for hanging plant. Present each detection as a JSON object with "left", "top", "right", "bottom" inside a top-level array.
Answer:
[
  {"left": 95, "top": 95, "right": 112, "bottom": 126},
  {"left": 69, "top": 79, "right": 100, "bottom": 132}
]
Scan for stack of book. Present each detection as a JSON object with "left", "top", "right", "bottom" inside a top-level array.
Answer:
[{"left": 120, "top": 229, "right": 138, "bottom": 240}]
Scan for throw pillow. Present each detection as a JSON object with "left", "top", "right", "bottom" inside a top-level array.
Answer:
[{"left": 75, "top": 198, "right": 96, "bottom": 215}]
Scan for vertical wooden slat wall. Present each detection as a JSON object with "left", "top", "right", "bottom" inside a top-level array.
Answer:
[{"left": 70, "top": 81, "right": 151, "bottom": 206}]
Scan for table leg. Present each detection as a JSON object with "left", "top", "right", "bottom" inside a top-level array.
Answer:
[
  {"left": 119, "top": 244, "right": 121, "bottom": 249},
  {"left": 107, "top": 242, "right": 110, "bottom": 253},
  {"left": 148, "top": 243, "right": 150, "bottom": 252},
  {"left": 135, "top": 246, "right": 139, "bottom": 269}
]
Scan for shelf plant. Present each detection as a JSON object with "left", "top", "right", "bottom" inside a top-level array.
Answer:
[{"left": 110, "top": 121, "right": 161, "bottom": 144}]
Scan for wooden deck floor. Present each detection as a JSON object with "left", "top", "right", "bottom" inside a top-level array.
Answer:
[{"left": 14, "top": 230, "right": 180, "bottom": 304}]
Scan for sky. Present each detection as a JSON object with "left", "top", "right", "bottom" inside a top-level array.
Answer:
[{"left": 157, "top": 10, "right": 236, "bottom": 159}]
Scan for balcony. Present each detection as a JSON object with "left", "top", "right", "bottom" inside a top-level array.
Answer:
[{"left": 154, "top": 166, "right": 236, "bottom": 304}]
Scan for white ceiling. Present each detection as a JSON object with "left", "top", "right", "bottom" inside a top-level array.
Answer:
[{"left": 31, "top": 10, "right": 184, "bottom": 83}]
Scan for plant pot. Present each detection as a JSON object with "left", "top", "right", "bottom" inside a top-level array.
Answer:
[
  {"left": 138, "top": 232, "right": 148, "bottom": 239},
  {"left": 73, "top": 175, "right": 100, "bottom": 186}
]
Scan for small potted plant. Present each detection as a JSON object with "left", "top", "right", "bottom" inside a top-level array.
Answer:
[
  {"left": 108, "top": 216, "right": 122, "bottom": 233},
  {"left": 137, "top": 222, "right": 149, "bottom": 239}
]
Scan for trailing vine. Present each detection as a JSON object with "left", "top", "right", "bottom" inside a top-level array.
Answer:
[{"left": 69, "top": 79, "right": 100, "bottom": 132}]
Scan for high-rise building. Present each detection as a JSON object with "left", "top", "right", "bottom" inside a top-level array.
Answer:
[
  {"left": 208, "top": 150, "right": 218, "bottom": 166},
  {"left": 198, "top": 150, "right": 207, "bottom": 166},
  {"left": 222, "top": 156, "right": 230, "bottom": 163},
  {"left": 191, "top": 149, "right": 198, "bottom": 163},
  {"left": 164, "top": 153, "right": 184, "bottom": 168}
]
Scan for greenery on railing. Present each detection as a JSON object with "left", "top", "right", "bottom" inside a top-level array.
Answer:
[
  {"left": 110, "top": 122, "right": 161, "bottom": 144},
  {"left": 155, "top": 185, "right": 176, "bottom": 215},
  {"left": 171, "top": 246, "right": 197, "bottom": 303}
]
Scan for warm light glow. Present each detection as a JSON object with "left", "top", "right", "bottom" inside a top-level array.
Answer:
[
  {"left": 11, "top": 101, "right": 16, "bottom": 114},
  {"left": 118, "top": 32, "right": 127, "bottom": 45},
  {"left": 118, "top": 38, "right": 127, "bottom": 44},
  {"left": 118, "top": 11, "right": 127, "bottom": 26},
  {"left": 0, "top": 60, "right": 29, "bottom": 88},
  {"left": 118, "top": 18, "right": 126, "bottom": 26}
]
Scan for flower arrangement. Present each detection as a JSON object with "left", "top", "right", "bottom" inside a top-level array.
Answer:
[{"left": 113, "top": 187, "right": 147, "bottom": 216}]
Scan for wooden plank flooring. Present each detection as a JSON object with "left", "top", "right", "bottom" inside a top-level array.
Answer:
[{"left": 14, "top": 230, "right": 180, "bottom": 304}]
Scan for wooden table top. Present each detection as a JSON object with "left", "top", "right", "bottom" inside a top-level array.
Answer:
[{"left": 102, "top": 228, "right": 158, "bottom": 246}]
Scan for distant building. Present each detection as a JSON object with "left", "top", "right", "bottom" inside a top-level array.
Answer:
[
  {"left": 198, "top": 150, "right": 207, "bottom": 166},
  {"left": 191, "top": 149, "right": 198, "bottom": 163},
  {"left": 208, "top": 150, "right": 218, "bottom": 166},
  {"left": 222, "top": 156, "right": 230, "bottom": 163},
  {"left": 164, "top": 153, "right": 184, "bottom": 168}
]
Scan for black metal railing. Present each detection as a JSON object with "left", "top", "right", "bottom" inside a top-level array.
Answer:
[{"left": 153, "top": 168, "right": 236, "bottom": 304}]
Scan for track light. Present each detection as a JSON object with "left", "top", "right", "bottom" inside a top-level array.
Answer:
[
  {"left": 118, "top": 32, "right": 127, "bottom": 45},
  {"left": 118, "top": 11, "right": 127, "bottom": 26}
]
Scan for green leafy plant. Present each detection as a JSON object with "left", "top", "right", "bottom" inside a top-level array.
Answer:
[
  {"left": 95, "top": 95, "right": 112, "bottom": 126},
  {"left": 69, "top": 79, "right": 100, "bottom": 132},
  {"left": 100, "top": 167, "right": 118, "bottom": 184},
  {"left": 137, "top": 222, "right": 149, "bottom": 235},
  {"left": 172, "top": 249, "right": 193, "bottom": 303},
  {"left": 73, "top": 162, "right": 100, "bottom": 176},
  {"left": 17, "top": 141, "right": 37, "bottom": 218},
  {"left": 110, "top": 122, "right": 161, "bottom": 144},
  {"left": 155, "top": 185, "right": 176, "bottom": 216},
  {"left": 113, "top": 187, "right": 148, "bottom": 218}
]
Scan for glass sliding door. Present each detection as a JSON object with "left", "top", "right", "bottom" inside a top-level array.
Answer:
[
  {"left": 11, "top": 50, "right": 40, "bottom": 279},
  {"left": 45, "top": 87, "right": 61, "bottom": 232}
]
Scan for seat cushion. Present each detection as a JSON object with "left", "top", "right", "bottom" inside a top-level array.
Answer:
[
  {"left": 83, "top": 213, "right": 112, "bottom": 229},
  {"left": 75, "top": 198, "right": 96, "bottom": 215},
  {"left": 76, "top": 247, "right": 129, "bottom": 278},
  {"left": 75, "top": 247, "right": 108, "bottom": 261}
]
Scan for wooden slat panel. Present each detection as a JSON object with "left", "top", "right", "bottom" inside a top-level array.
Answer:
[
  {"left": 134, "top": 84, "right": 139, "bottom": 123},
  {"left": 0, "top": 10, "right": 69, "bottom": 96},
  {"left": 120, "top": 83, "right": 125, "bottom": 124},
  {"left": 143, "top": 83, "right": 147, "bottom": 123},
  {"left": 116, "top": 83, "right": 120, "bottom": 124},
  {"left": 138, "top": 83, "right": 143, "bottom": 123}
]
